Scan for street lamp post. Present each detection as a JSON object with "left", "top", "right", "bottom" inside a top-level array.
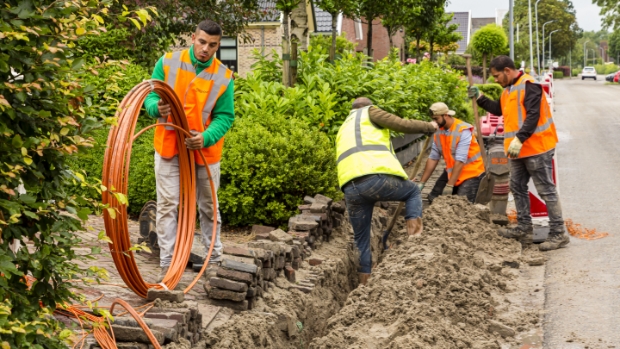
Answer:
[
  {"left": 528, "top": 0, "right": 534, "bottom": 74},
  {"left": 535, "top": 0, "right": 542, "bottom": 74},
  {"left": 548, "top": 29, "right": 560, "bottom": 70},
  {"left": 510, "top": 0, "right": 514, "bottom": 60},
  {"left": 583, "top": 40, "right": 590, "bottom": 68},
  {"left": 541, "top": 20, "right": 556, "bottom": 70}
]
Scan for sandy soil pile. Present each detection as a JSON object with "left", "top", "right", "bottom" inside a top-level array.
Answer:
[{"left": 309, "top": 196, "right": 542, "bottom": 349}]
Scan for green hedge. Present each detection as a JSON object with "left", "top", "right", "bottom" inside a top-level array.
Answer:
[
  {"left": 552, "top": 71, "right": 564, "bottom": 79},
  {"left": 219, "top": 113, "right": 339, "bottom": 226}
]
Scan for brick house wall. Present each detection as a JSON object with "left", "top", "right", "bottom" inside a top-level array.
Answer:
[
  {"left": 236, "top": 26, "right": 283, "bottom": 77},
  {"left": 340, "top": 17, "right": 405, "bottom": 61}
]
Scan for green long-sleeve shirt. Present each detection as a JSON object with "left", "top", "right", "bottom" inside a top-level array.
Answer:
[{"left": 143, "top": 45, "right": 235, "bottom": 148}]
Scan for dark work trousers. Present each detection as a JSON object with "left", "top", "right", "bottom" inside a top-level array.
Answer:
[
  {"left": 510, "top": 149, "right": 564, "bottom": 233},
  {"left": 343, "top": 174, "right": 422, "bottom": 274},
  {"left": 428, "top": 170, "right": 483, "bottom": 204}
]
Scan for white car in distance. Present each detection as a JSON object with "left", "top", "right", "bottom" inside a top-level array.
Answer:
[{"left": 581, "top": 66, "right": 597, "bottom": 80}]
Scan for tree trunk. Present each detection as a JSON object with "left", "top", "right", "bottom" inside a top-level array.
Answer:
[
  {"left": 282, "top": 11, "right": 291, "bottom": 87},
  {"left": 366, "top": 16, "right": 373, "bottom": 58},
  {"left": 330, "top": 12, "right": 337, "bottom": 62},
  {"left": 387, "top": 25, "right": 394, "bottom": 47},
  {"left": 429, "top": 37, "right": 434, "bottom": 61},
  {"left": 416, "top": 36, "right": 421, "bottom": 61},
  {"left": 482, "top": 53, "right": 487, "bottom": 83}
]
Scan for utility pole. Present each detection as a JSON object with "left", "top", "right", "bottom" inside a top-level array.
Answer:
[
  {"left": 542, "top": 20, "right": 556, "bottom": 70},
  {"left": 583, "top": 39, "right": 589, "bottom": 67},
  {"left": 510, "top": 0, "right": 515, "bottom": 60},
  {"left": 517, "top": 23, "right": 520, "bottom": 43},
  {"left": 548, "top": 29, "right": 559, "bottom": 70},
  {"left": 535, "top": 0, "right": 542, "bottom": 76},
  {"left": 528, "top": 0, "right": 535, "bottom": 74}
]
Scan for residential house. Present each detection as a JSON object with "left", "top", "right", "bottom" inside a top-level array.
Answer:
[
  {"left": 313, "top": 7, "right": 405, "bottom": 61},
  {"left": 448, "top": 11, "right": 471, "bottom": 54}
]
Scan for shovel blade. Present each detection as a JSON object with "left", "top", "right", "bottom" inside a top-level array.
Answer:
[{"left": 475, "top": 174, "right": 495, "bottom": 205}]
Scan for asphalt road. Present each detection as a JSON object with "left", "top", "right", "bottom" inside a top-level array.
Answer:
[{"left": 543, "top": 76, "right": 620, "bottom": 348}]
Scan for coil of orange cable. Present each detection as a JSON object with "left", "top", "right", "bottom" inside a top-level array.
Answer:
[{"left": 101, "top": 80, "right": 218, "bottom": 297}]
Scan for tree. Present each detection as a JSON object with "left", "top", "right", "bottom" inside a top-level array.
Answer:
[
  {"left": 356, "top": 0, "right": 385, "bottom": 58},
  {"left": 594, "top": 0, "right": 620, "bottom": 30},
  {"left": 609, "top": 30, "right": 620, "bottom": 64},
  {"left": 504, "top": 0, "right": 580, "bottom": 69},
  {"left": 402, "top": 0, "right": 446, "bottom": 60},
  {"left": 424, "top": 12, "right": 461, "bottom": 60},
  {"left": 314, "top": 0, "right": 357, "bottom": 61},
  {"left": 471, "top": 24, "right": 508, "bottom": 81},
  {"left": 276, "top": 0, "right": 303, "bottom": 86},
  {"left": 0, "top": 0, "right": 148, "bottom": 346}
]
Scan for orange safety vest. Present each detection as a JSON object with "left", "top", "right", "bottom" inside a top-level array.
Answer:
[
  {"left": 153, "top": 49, "right": 233, "bottom": 165},
  {"left": 434, "top": 118, "right": 485, "bottom": 186},
  {"left": 500, "top": 73, "right": 557, "bottom": 158}
]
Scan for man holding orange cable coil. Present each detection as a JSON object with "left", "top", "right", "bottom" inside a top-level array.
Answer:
[{"left": 143, "top": 20, "right": 234, "bottom": 282}]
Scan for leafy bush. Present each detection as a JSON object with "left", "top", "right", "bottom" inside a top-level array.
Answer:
[
  {"left": 572, "top": 68, "right": 581, "bottom": 76},
  {"left": 309, "top": 33, "right": 357, "bottom": 55},
  {"left": 67, "top": 61, "right": 153, "bottom": 214},
  {"left": 219, "top": 113, "right": 339, "bottom": 226},
  {"left": 552, "top": 71, "right": 564, "bottom": 79},
  {"left": 0, "top": 1, "right": 149, "bottom": 346},
  {"left": 76, "top": 28, "right": 132, "bottom": 62}
]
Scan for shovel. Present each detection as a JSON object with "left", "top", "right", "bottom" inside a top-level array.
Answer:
[
  {"left": 464, "top": 54, "right": 495, "bottom": 205},
  {"left": 382, "top": 136, "right": 432, "bottom": 250}
]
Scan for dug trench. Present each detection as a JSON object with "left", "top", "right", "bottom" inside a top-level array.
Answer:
[{"left": 197, "top": 195, "right": 546, "bottom": 349}]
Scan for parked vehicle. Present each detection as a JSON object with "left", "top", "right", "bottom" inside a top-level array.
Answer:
[
  {"left": 581, "top": 66, "right": 597, "bottom": 80},
  {"left": 606, "top": 72, "right": 616, "bottom": 82},
  {"left": 614, "top": 71, "right": 620, "bottom": 83}
]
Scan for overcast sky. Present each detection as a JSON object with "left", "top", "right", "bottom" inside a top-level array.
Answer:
[{"left": 446, "top": 0, "right": 604, "bottom": 32}]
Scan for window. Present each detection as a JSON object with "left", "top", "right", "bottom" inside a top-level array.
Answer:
[
  {"left": 216, "top": 37, "right": 237, "bottom": 72},
  {"left": 354, "top": 19, "right": 363, "bottom": 40}
]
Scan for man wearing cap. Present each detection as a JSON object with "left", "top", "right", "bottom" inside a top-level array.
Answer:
[
  {"left": 336, "top": 97, "right": 437, "bottom": 286},
  {"left": 418, "top": 102, "right": 486, "bottom": 204},
  {"left": 468, "top": 55, "right": 567, "bottom": 251}
]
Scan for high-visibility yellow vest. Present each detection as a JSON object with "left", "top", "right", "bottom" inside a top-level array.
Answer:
[
  {"left": 336, "top": 106, "right": 408, "bottom": 188},
  {"left": 153, "top": 49, "right": 233, "bottom": 165},
  {"left": 433, "top": 118, "right": 485, "bottom": 186},
  {"left": 501, "top": 73, "right": 557, "bottom": 158}
]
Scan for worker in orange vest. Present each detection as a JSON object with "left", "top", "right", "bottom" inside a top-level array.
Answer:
[
  {"left": 419, "top": 102, "right": 486, "bottom": 204},
  {"left": 143, "top": 20, "right": 235, "bottom": 282},
  {"left": 468, "top": 55, "right": 568, "bottom": 251}
]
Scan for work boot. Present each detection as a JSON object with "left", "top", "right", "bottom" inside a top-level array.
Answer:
[
  {"left": 497, "top": 225, "right": 533, "bottom": 239},
  {"left": 156, "top": 266, "right": 169, "bottom": 283},
  {"left": 358, "top": 273, "right": 371, "bottom": 286},
  {"left": 539, "top": 233, "right": 570, "bottom": 251},
  {"left": 406, "top": 217, "right": 423, "bottom": 236}
]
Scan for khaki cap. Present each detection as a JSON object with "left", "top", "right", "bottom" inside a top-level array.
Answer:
[{"left": 429, "top": 102, "right": 456, "bottom": 116}]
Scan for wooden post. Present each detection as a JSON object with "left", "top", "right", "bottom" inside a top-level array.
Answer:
[{"left": 291, "top": 41, "right": 298, "bottom": 87}]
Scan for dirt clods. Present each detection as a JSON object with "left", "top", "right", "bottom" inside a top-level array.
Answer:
[{"left": 310, "top": 196, "right": 542, "bottom": 349}]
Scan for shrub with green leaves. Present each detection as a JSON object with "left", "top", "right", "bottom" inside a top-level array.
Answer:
[
  {"left": 67, "top": 61, "right": 154, "bottom": 214},
  {"left": 475, "top": 83, "right": 503, "bottom": 116},
  {"left": 0, "top": 1, "right": 151, "bottom": 346},
  {"left": 219, "top": 113, "right": 339, "bottom": 226}
]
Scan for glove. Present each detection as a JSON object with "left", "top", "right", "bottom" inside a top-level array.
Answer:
[
  {"left": 507, "top": 138, "right": 523, "bottom": 158},
  {"left": 442, "top": 184, "right": 454, "bottom": 196},
  {"left": 417, "top": 182, "right": 425, "bottom": 191},
  {"left": 467, "top": 86, "right": 480, "bottom": 100}
]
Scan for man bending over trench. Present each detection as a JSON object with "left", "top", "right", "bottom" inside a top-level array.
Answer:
[{"left": 335, "top": 97, "right": 437, "bottom": 285}]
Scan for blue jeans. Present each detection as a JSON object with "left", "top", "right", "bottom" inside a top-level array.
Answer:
[
  {"left": 343, "top": 174, "right": 422, "bottom": 274},
  {"left": 510, "top": 149, "right": 564, "bottom": 233},
  {"left": 427, "top": 170, "right": 483, "bottom": 204}
]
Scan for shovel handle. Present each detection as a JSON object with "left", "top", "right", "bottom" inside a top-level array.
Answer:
[{"left": 464, "top": 54, "right": 490, "bottom": 171}]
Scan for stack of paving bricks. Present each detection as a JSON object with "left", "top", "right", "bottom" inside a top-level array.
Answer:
[
  {"left": 203, "top": 194, "right": 347, "bottom": 311},
  {"left": 289, "top": 194, "right": 346, "bottom": 250}
]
